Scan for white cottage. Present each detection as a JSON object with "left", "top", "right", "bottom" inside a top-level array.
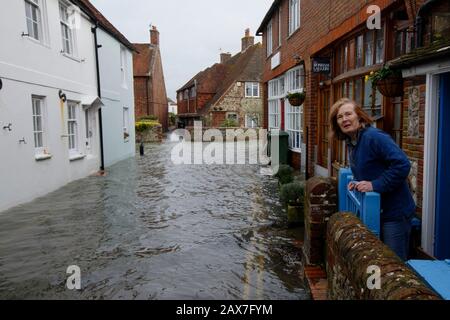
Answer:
[
  {"left": 0, "top": 0, "right": 135, "bottom": 212},
  {"left": 77, "top": 0, "right": 136, "bottom": 167}
]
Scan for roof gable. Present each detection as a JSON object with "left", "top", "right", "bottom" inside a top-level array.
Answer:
[{"left": 75, "top": 0, "right": 135, "bottom": 51}]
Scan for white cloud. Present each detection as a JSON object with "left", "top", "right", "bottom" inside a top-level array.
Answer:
[{"left": 90, "top": 0, "right": 273, "bottom": 100}]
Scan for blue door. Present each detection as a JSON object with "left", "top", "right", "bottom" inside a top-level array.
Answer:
[{"left": 435, "top": 72, "right": 450, "bottom": 259}]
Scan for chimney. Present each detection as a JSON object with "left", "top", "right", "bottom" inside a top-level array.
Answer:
[
  {"left": 241, "top": 28, "right": 254, "bottom": 52},
  {"left": 220, "top": 52, "right": 232, "bottom": 64},
  {"left": 150, "top": 25, "right": 159, "bottom": 46}
]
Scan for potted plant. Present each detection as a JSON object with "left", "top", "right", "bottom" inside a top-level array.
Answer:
[
  {"left": 274, "top": 165, "right": 294, "bottom": 187},
  {"left": 286, "top": 91, "right": 306, "bottom": 106},
  {"left": 366, "top": 65, "right": 403, "bottom": 97},
  {"left": 280, "top": 181, "right": 305, "bottom": 227}
]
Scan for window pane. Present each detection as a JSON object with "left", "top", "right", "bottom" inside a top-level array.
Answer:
[
  {"left": 364, "top": 31, "right": 374, "bottom": 66},
  {"left": 375, "top": 27, "right": 384, "bottom": 64},
  {"left": 355, "top": 78, "right": 362, "bottom": 106},
  {"left": 356, "top": 35, "right": 363, "bottom": 68}
]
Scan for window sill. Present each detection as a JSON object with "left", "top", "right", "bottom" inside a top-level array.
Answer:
[
  {"left": 289, "top": 148, "right": 302, "bottom": 154},
  {"left": 35, "top": 154, "right": 52, "bottom": 161},
  {"left": 69, "top": 154, "right": 86, "bottom": 162},
  {"left": 61, "top": 52, "right": 82, "bottom": 63},
  {"left": 25, "top": 36, "right": 50, "bottom": 49},
  {"left": 287, "top": 27, "right": 301, "bottom": 41}
]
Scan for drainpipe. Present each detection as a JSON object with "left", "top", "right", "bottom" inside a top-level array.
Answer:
[{"left": 92, "top": 22, "right": 105, "bottom": 171}]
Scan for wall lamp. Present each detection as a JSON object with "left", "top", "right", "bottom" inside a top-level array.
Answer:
[{"left": 58, "top": 90, "right": 67, "bottom": 102}]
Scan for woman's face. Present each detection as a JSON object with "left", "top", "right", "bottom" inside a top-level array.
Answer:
[{"left": 337, "top": 103, "right": 361, "bottom": 137}]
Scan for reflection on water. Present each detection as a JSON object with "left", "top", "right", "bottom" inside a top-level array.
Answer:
[{"left": 0, "top": 139, "right": 309, "bottom": 300}]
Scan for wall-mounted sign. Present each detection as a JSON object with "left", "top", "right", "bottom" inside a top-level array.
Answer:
[
  {"left": 271, "top": 52, "right": 281, "bottom": 70},
  {"left": 312, "top": 58, "right": 331, "bottom": 74}
]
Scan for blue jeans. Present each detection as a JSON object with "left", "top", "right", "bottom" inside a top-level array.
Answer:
[{"left": 381, "top": 217, "right": 412, "bottom": 261}]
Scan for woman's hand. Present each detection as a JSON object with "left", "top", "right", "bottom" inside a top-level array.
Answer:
[
  {"left": 354, "top": 181, "right": 374, "bottom": 192},
  {"left": 348, "top": 181, "right": 373, "bottom": 192}
]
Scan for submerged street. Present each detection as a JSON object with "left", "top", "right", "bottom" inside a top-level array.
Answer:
[{"left": 0, "top": 138, "right": 308, "bottom": 300}]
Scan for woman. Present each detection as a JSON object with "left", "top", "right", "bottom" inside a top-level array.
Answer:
[{"left": 329, "top": 98, "right": 415, "bottom": 260}]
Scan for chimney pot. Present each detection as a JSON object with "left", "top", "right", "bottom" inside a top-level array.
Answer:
[
  {"left": 150, "top": 25, "right": 159, "bottom": 46},
  {"left": 241, "top": 28, "right": 254, "bottom": 52},
  {"left": 220, "top": 52, "right": 232, "bottom": 64}
]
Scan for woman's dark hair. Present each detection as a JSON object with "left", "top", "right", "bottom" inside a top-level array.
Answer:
[{"left": 329, "top": 98, "right": 373, "bottom": 141}]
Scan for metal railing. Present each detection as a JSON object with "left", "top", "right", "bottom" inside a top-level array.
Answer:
[{"left": 338, "top": 168, "right": 381, "bottom": 237}]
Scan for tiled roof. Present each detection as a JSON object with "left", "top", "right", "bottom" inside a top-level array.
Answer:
[
  {"left": 256, "top": 0, "right": 281, "bottom": 35},
  {"left": 74, "top": 0, "right": 135, "bottom": 52},
  {"left": 177, "top": 43, "right": 263, "bottom": 105},
  {"left": 133, "top": 43, "right": 156, "bottom": 76},
  {"left": 390, "top": 39, "right": 450, "bottom": 69},
  {"left": 205, "top": 43, "right": 263, "bottom": 110}
]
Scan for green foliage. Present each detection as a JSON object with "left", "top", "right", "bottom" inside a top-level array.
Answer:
[
  {"left": 275, "top": 165, "right": 294, "bottom": 185},
  {"left": 139, "top": 115, "right": 159, "bottom": 121},
  {"left": 366, "top": 65, "right": 402, "bottom": 88},
  {"left": 169, "top": 112, "right": 177, "bottom": 126},
  {"left": 280, "top": 181, "right": 305, "bottom": 206},
  {"left": 221, "top": 118, "right": 239, "bottom": 128},
  {"left": 286, "top": 91, "right": 306, "bottom": 100},
  {"left": 135, "top": 120, "right": 160, "bottom": 132}
]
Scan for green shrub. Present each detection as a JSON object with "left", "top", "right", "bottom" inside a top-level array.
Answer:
[
  {"left": 221, "top": 118, "right": 239, "bottom": 128},
  {"left": 275, "top": 165, "right": 294, "bottom": 185},
  {"left": 139, "top": 115, "right": 159, "bottom": 121},
  {"left": 169, "top": 112, "right": 177, "bottom": 126},
  {"left": 135, "top": 120, "right": 160, "bottom": 132},
  {"left": 280, "top": 181, "right": 305, "bottom": 206}
]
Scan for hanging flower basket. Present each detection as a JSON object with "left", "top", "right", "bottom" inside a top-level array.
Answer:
[
  {"left": 286, "top": 91, "right": 306, "bottom": 106},
  {"left": 367, "top": 65, "right": 404, "bottom": 98},
  {"left": 374, "top": 75, "right": 404, "bottom": 97}
]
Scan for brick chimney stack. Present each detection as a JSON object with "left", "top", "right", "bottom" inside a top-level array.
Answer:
[
  {"left": 220, "top": 52, "right": 232, "bottom": 64},
  {"left": 150, "top": 25, "right": 159, "bottom": 46},
  {"left": 241, "top": 28, "right": 254, "bottom": 52}
]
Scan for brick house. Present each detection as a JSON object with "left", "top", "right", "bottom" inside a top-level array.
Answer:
[
  {"left": 257, "top": 0, "right": 450, "bottom": 259},
  {"left": 177, "top": 30, "right": 264, "bottom": 128},
  {"left": 133, "top": 26, "right": 168, "bottom": 131}
]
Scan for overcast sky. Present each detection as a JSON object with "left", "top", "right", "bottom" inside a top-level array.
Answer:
[{"left": 90, "top": 0, "right": 273, "bottom": 101}]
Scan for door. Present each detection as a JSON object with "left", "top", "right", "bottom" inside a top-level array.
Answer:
[{"left": 435, "top": 72, "right": 450, "bottom": 259}]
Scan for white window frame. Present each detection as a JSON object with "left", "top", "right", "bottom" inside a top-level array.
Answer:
[
  {"left": 120, "top": 46, "right": 127, "bottom": 88},
  {"left": 32, "top": 96, "right": 46, "bottom": 155},
  {"left": 278, "top": 7, "right": 282, "bottom": 47},
  {"left": 245, "top": 82, "right": 260, "bottom": 98},
  {"left": 67, "top": 101, "right": 79, "bottom": 155},
  {"left": 266, "top": 19, "right": 273, "bottom": 57},
  {"left": 289, "top": 0, "right": 301, "bottom": 36},
  {"left": 123, "top": 107, "right": 130, "bottom": 141},
  {"left": 59, "top": 0, "right": 76, "bottom": 56},
  {"left": 25, "top": 0, "right": 42, "bottom": 41},
  {"left": 245, "top": 114, "right": 259, "bottom": 128},
  {"left": 286, "top": 66, "right": 304, "bottom": 93},
  {"left": 285, "top": 99, "right": 303, "bottom": 151}
]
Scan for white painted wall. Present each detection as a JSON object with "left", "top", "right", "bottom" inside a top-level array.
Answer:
[
  {"left": 169, "top": 103, "right": 178, "bottom": 115},
  {"left": 0, "top": 0, "right": 101, "bottom": 212},
  {"left": 96, "top": 28, "right": 135, "bottom": 167}
]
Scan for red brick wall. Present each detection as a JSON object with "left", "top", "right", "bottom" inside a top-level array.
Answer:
[
  {"left": 261, "top": 0, "right": 407, "bottom": 174},
  {"left": 150, "top": 50, "right": 168, "bottom": 131},
  {"left": 134, "top": 77, "right": 149, "bottom": 119},
  {"left": 212, "top": 112, "right": 226, "bottom": 127},
  {"left": 133, "top": 46, "right": 168, "bottom": 131}
]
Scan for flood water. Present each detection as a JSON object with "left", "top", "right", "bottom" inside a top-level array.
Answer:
[{"left": 0, "top": 137, "right": 309, "bottom": 300}]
